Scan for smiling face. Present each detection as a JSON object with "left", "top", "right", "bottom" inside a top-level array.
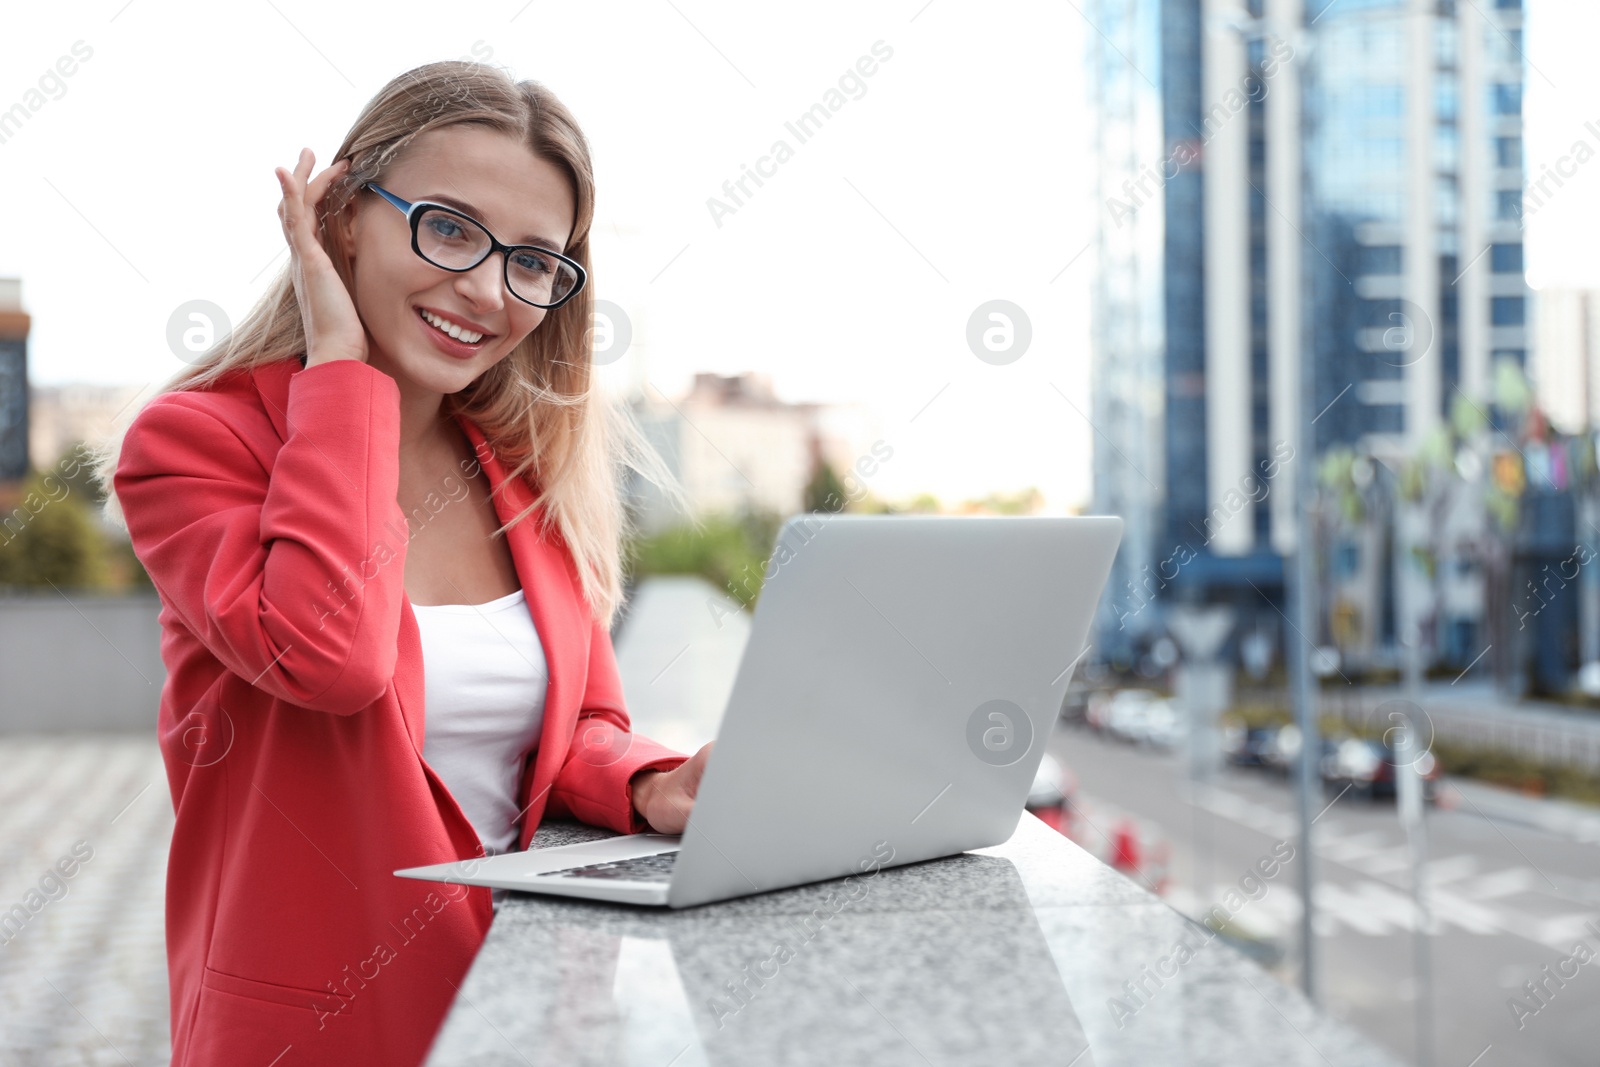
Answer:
[{"left": 340, "top": 123, "right": 578, "bottom": 398}]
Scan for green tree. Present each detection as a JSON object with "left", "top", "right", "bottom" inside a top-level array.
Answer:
[
  {"left": 897, "top": 492, "right": 942, "bottom": 514},
  {"left": 968, "top": 486, "right": 1044, "bottom": 515},
  {"left": 803, "top": 459, "right": 849, "bottom": 514},
  {"left": 625, "top": 507, "right": 784, "bottom": 610},
  {"left": 0, "top": 469, "right": 110, "bottom": 591}
]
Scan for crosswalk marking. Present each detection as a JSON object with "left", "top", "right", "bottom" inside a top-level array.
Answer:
[
  {"left": 1315, "top": 830, "right": 1390, "bottom": 863},
  {"left": 1534, "top": 912, "right": 1600, "bottom": 948},
  {"left": 1313, "top": 883, "right": 1404, "bottom": 936},
  {"left": 1458, "top": 867, "right": 1536, "bottom": 901},
  {"left": 1351, "top": 846, "right": 1415, "bottom": 876},
  {"left": 1088, "top": 783, "right": 1600, "bottom": 950},
  {"left": 1422, "top": 888, "right": 1502, "bottom": 936},
  {"left": 1421, "top": 853, "right": 1479, "bottom": 885}
]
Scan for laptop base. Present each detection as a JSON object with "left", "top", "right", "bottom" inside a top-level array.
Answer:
[{"left": 395, "top": 833, "right": 681, "bottom": 907}]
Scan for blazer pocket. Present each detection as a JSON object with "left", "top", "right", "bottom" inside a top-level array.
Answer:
[
  {"left": 189, "top": 966, "right": 357, "bottom": 1062},
  {"left": 202, "top": 964, "right": 353, "bottom": 1013}
]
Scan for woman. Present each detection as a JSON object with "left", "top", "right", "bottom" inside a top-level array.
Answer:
[{"left": 92, "top": 61, "right": 713, "bottom": 1066}]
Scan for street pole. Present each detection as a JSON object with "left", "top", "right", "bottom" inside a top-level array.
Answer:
[
  {"left": 1288, "top": 339, "right": 1321, "bottom": 1005},
  {"left": 1395, "top": 710, "right": 1433, "bottom": 1067},
  {"left": 1172, "top": 605, "right": 1237, "bottom": 912},
  {"left": 1268, "top": 0, "right": 1322, "bottom": 1002},
  {"left": 1216, "top": 0, "right": 1317, "bottom": 999}
]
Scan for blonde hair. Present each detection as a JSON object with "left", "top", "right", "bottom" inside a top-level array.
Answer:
[{"left": 88, "top": 60, "right": 684, "bottom": 628}]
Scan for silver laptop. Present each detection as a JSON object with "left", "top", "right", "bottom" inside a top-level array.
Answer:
[{"left": 394, "top": 513, "right": 1123, "bottom": 909}]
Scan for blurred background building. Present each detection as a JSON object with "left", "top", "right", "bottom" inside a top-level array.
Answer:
[
  {"left": 28, "top": 381, "right": 143, "bottom": 475},
  {"left": 625, "top": 370, "right": 887, "bottom": 534},
  {"left": 0, "top": 278, "right": 29, "bottom": 485},
  {"left": 1085, "top": 0, "right": 1170, "bottom": 669},
  {"left": 1084, "top": 0, "right": 1578, "bottom": 693}
]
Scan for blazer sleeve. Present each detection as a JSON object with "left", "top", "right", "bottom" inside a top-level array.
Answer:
[
  {"left": 113, "top": 359, "right": 407, "bottom": 714},
  {"left": 546, "top": 611, "right": 692, "bottom": 834}
]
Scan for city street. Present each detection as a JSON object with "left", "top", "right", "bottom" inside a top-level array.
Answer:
[{"left": 1051, "top": 723, "right": 1600, "bottom": 1066}]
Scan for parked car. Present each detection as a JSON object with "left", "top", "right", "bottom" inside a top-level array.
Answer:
[
  {"left": 1320, "top": 735, "right": 1439, "bottom": 803},
  {"left": 1085, "top": 689, "right": 1190, "bottom": 749},
  {"left": 1100, "top": 689, "right": 1159, "bottom": 743},
  {"left": 1140, "top": 698, "right": 1190, "bottom": 750},
  {"left": 1085, "top": 688, "right": 1117, "bottom": 732},
  {"left": 1221, "top": 719, "right": 1246, "bottom": 760},
  {"left": 1262, "top": 723, "right": 1302, "bottom": 775},
  {"left": 1223, "top": 722, "right": 1284, "bottom": 767}
]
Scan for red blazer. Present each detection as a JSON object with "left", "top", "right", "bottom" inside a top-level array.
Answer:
[{"left": 113, "top": 353, "right": 690, "bottom": 1066}]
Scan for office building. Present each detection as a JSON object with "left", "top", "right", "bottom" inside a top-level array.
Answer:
[
  {"left": 0, "top": 279, "right": 28, "bottom": 484},
  {"left": 1086, "top": 0, "right": 1530, "bottom": 673},
  {"left": 625, "top": 372, "right": 884, "bottom": 533}
]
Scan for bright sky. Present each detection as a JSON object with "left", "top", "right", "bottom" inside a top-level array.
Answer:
[
  {"left": 0, "top": 1, "right": 1092, "bottom": 512},
  {"left": 0, "top": 2, "right": 1587, "bottom": 511},
  {"left": 1519, "top": 3, "right": 1600, "bottom": 288}
]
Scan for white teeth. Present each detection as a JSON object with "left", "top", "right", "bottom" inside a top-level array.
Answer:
[{"left": 419, "top": 309, "right": 484, "bottom": 344}]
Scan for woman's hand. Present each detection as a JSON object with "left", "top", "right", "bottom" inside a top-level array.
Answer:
[
  {"left": 630, "top": 741, "right": 714, "bottom": 834},
  {"left": 275, "top": 148, "right": 368, "bottom": 368}
]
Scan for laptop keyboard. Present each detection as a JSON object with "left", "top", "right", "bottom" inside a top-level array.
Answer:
[{"left": 543, "top": 850, "right": 678, "bottom": 882}]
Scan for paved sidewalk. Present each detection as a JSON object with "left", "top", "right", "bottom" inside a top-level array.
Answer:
[
  {"left": 1442, "top": 775, "right": 1600, "bottom": 844},
  {"left": 0, "top": 735, "right": 172, "bottom": 1066}
]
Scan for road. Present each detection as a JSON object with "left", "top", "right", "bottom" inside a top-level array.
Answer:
[{"left": 1049, "top": 722, "right": 1600, "bottom": 1066}]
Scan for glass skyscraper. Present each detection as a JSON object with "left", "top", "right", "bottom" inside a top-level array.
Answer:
[{"left": 1087, "top": 0, "right": 1529, "bottom": 671}]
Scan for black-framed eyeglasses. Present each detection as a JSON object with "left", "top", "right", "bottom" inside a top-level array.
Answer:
[{"left": 363, "top": 182, "right": 586, "bottom": 310}]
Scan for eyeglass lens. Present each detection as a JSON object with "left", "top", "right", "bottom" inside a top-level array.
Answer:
[{"left": 416, "top": 207, "right": 579, "bottom": 307}]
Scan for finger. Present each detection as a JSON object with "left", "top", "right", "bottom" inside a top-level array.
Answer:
[
  {"left": 306, "top": 158, "right": 346, "bottom": 198},
  {"left": 286, "top": 168, "right": 321, "bottom": 242},
  {"left": 276, "top": 163, "right": 304, "bottom": 209},
  {"left": 281, "top": 156, "right": 311, "bottom": 229},
  {"left": 682, "top": 760, "right": 707, "bottom": 797},
  {"left": 308, "top": 156, "right": 347, "bottom": 189},
  {"left": 294, "top": 147, "right": 314, "bottom": 184},
  {"left": 275, "top": 166, "right": 298, "bottom": 206},
  {"left": 663, "top": 789, "right": 692, "bottom": 818},
  {"left": 277, "top": 170, "right": 304, "bottom": 233},
  {"left": 275, "top": 171, "right": 298, "bottom": 232},
  {"left": 305, "top": 160, "right": 348, "bottom": 211}
]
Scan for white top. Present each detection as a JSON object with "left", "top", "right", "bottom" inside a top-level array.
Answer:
[{"left": 412, "top": 587, "right": 548, "bottom": 910}]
